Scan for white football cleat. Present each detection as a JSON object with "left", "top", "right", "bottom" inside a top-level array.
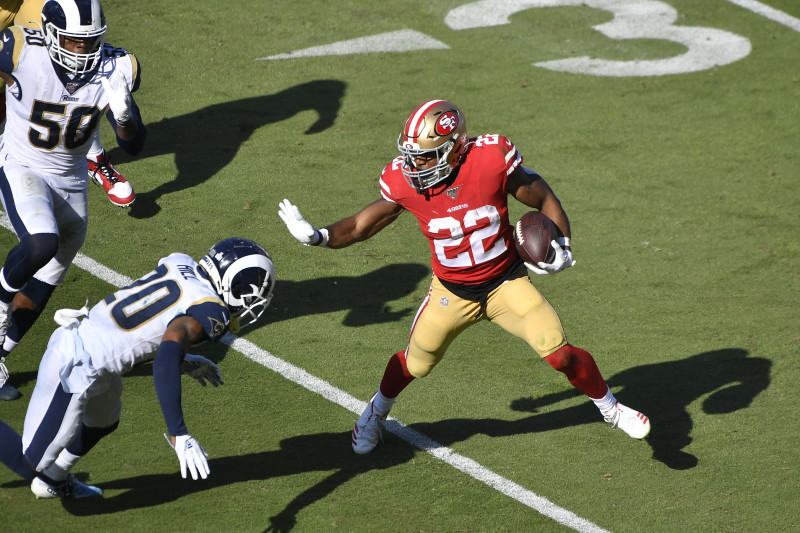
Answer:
[
  {"left": 604, "top": 402, "right": 651, "bottom": 439},
  {"left": 31, "top": 474, "right": 102, "bottom": 499},
  {"left": 352, "top": 395, "right": 386, "bottom": 454}
]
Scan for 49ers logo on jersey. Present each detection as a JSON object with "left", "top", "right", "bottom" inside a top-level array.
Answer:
[{"left": 435, "top": 111, "right": 459, "bottom": 135}]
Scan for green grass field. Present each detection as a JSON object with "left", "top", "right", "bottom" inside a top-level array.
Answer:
[{"left": 2, "top": 0, "right": 799, "bottom": 531}]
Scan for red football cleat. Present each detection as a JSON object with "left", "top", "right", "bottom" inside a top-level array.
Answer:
[{"left": 88, "top": 151, "right": 135, "bottom": 207}]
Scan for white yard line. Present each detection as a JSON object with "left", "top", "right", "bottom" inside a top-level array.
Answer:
[
  {"left": 725, "top": 0, "right": 800, "bottom": 32},
  {"left": 0, "top": 212, "right": 608, "bottom": 532}
]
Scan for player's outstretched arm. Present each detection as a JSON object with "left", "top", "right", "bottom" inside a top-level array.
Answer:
[{"left": 279, "top": 198, "right": 403, "bottom": 249}]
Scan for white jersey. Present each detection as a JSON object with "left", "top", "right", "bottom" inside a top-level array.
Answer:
[
  {"left": 65, "top": 253, "right": 230, "bottom": 381},
  {"left": 0, "top": 25, "right": 141, "bottom": 176}
]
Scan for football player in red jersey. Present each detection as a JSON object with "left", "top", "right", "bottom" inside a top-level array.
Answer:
[{"left": 279, "top": 100, "right": 650, "bottom": 454}]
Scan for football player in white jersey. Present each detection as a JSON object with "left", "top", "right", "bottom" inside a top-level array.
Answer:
[
  {"left": 0, "top": 238, "right": 275, "bottom": 498},
  {"left": 0, "top": 0, "right": 147, "bottom": 400},
  {"left": 0, "top": 0, "right": 137, "bottom": 208}
]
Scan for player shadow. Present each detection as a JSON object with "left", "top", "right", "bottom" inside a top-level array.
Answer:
[
  {"left": 466, "top": 347, "right": 769, "bottom": 471},
  {"left": 264, "top": 263, "right": 429, "bottom": 327},
  {"left": 106, "top": 79, "right": 346, "bottom": 219},
  {"left": 50, "top": 349, "right": 767, "bottom": 529},
  {"left": 60, "top": 430, "right": 415, "bottom": 533}
]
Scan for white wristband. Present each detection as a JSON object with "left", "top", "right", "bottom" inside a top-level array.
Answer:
[{"left": 556, "top": 236, "right": 571, "bottom": 248}]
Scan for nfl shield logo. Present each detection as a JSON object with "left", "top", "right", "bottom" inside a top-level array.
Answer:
[
  {"left": 440, "top": 297, "right": 449, "bottom": 307},
  {"left": 446, "top": 186, "right": 461, "bottom": 199}
]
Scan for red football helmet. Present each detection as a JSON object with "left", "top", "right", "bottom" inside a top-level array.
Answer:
[{"left": 397, "top": 100, "right": 469, "bottom": 192}]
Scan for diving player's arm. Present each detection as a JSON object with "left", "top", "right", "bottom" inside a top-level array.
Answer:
[
  {"left": 153, "top": 314, "right": 208, "bottom": 437},
  {"left": 154, "top": 315, "right": 212, "bottom": 480}
]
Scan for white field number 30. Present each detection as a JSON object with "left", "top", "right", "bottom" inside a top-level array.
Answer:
[{"left": 445, "top": 0, "right": 752, "bottom": 76}]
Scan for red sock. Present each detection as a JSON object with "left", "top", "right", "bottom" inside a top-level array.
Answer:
[
  {"left": 379, "top": 351, "right": 415, "bottom": 399},
  {"left": 545, "top": 345, "right": 608, "bottom": 399}
]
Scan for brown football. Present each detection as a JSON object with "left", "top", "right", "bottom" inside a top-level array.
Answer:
[{"left": 514, "top": 211, "right": 558, "bottom": 265}]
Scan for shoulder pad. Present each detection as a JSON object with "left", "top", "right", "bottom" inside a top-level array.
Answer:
[{"left": 0, "top": 27, "right": 27, "bottom": 74}]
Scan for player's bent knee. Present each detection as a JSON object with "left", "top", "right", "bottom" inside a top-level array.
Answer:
[
  {"left": 544, "top": 345, "right": 573, "bottom": 370},
  {"left": 406, "top": 353, "right": 437, "bottom": 378},
  {"left": 23, "top": 233, "right": 59, "bottom": 270},
  {"left": 526, "top": 325, "right": 567, "bottom": 357}
]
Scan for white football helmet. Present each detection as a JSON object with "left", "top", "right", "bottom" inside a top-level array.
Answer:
[
  {"left": 397, "top": 100, "right": 469, "bottom": 192},
  {"left": 198, "top": 238, "right": 276, "bottom": 332},
  {"left": 41, "top": 0, "right": 106, "bottom": 75}
]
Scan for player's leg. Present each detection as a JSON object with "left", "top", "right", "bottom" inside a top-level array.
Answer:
[
  {"left": 353, "top": 277, "right": 478, "bottom": 453},
  {"left": 2, "top": 278, "right": 56, "bottom": 358},
  {"left": 487, "top": 277, "right": 650, "bottom": 439},
  {"left": 0, "top": 421, "right": 34, "bottom": 479},
  {"left": 33, "top": 374, "right": 121, "bottom": 498},
  {"left": 0, "top": 164, "right": 60, "bottom": 399},
  {"left": 87, "top": 130, "right": 135, "bottom": 207},
  {"left": 68, "top": 374, "right": 122, "bottom": 458},
  {"left": 15, "top": 182, "right": 88, "bottom": 338},
  {"left": 0, "top": 170, "right": 87, "bottom": 398},
  {"left": 23, "top": 329, "right": 102, "bottom": 498}
]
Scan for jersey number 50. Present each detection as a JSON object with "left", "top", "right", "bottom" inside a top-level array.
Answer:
[{"left": 29, "top": 100, "right": 101, "bottom": 150}]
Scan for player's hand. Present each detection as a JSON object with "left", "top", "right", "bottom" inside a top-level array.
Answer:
[
  {"left": 101, "top": 70, "right": 132, "bottom": 125},
  {"left": 181, "top": 354, "right": 223, "bottom": 387},
  {"left": 278, "top": 199, "right": 327, "bottom": 246},
  {"left": 164, "top": 433, "right": 210, "bottom": 480},
  {"left": 529, "top": 240, "right": 575, "bottom": 275}
]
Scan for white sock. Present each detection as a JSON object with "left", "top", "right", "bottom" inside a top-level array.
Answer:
[
  {"left": 591, "top": 387, "right": 618, "bottom": 417},
  {"left": 371, "top": 390, "right": 396, "bottom": 416},
  {"left": 3, "top": 337, "right": 18, "bottom": 353},
  {"left": 42, "top": 450, "right": 82, "bottom": 482},
  {"left": 86, "top": 131, "right": 104, "bottom": 160}
]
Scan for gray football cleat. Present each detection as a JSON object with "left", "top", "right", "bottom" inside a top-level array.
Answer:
[{"left": 351, "top": 395, "right": 387, "bottom": 454}]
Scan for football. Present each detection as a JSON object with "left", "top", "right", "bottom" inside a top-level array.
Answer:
[{"left": 514, "top": 211, "right": 558, "bottom": 265}]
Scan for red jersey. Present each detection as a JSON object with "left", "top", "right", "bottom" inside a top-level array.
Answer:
[{"left": 379, "top": 134, "right": 523, "bottom": 285}]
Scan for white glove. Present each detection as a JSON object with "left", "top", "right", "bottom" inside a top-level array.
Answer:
[
  {"left": 164, "top": 433, "right": 210, "bottom": 480},
  {"left": 54, "top": 299, "right": 90, "bottom": 329},
  {"left": 101, "top": 70, "right": 132, "bottom": 125},
  {"left": 181, "top": 354, "right": 223, "bottom": 387},
  {"left": 525, "top": 240, "right": 576, "bottom": 275},
  {"left": 278, "top": 199, "right": 328, "bottom": 246}
]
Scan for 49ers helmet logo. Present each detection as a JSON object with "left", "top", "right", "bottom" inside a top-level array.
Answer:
[{"left": 435, "top": 111, "right": 459, "bottom": 135}]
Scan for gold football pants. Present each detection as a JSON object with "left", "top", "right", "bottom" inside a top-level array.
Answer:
[{"left": 405, "top": 275, "right": 567, "bottom": 378}]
